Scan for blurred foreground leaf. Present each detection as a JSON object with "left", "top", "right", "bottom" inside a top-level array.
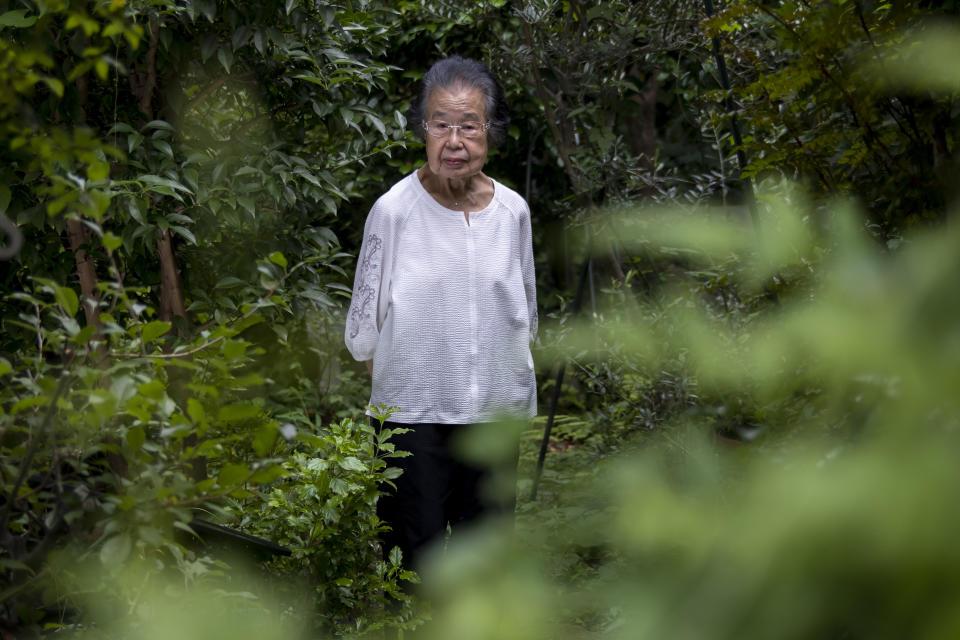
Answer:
[{"left": 413, "top": 196, "right": 960, "bottom": 639}]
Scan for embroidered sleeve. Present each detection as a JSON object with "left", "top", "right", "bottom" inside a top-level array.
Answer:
[
  {"left": 344, "top": 206, "right": 390, "bottom": 361},
  {"left": 347, "top": 233, "right": 382, "bottom": 340}
]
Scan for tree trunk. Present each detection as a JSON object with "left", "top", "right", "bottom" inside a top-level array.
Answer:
[
  {"left": 134, "top": 18, "right": 188, "bottom": 326},
  {"left": 157, "top": 229, "right": 187, "bottom": 323},
  {"left": 931, "top": 110, "right": 950, "bottom": 185},
  {"left": 138, "top": 18, "right": 160, "bottom": 120},
  {"left": 627, "top": 68, "right": 658, "bottom": 173},
  {"left": 65, "top": 219, "right": 101, "bottom": 329}
]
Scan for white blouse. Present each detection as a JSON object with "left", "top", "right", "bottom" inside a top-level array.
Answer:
[{"left": 344, "top": 171, "right": 538, "bottom": 424}]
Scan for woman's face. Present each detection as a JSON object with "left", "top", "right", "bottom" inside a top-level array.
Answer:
[{"left": 423, "top": 85, "right": 489, "bottom": 180}]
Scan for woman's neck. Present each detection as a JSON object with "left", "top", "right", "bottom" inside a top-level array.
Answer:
[{"left": 418, "top": 165, "right": 490, "bottom": 204}]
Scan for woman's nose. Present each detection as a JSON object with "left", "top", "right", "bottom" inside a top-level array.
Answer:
[{"left": 445, "top": 129, "right": 464, "bottom": 145}]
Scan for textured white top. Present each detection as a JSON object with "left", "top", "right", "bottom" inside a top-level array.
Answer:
[{"left": 344, "top": 171, "right": 538, "bottom": 424}]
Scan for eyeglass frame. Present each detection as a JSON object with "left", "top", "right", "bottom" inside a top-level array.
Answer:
[{"left": 422, "top": 120, "right": 492, "bottom": 139}]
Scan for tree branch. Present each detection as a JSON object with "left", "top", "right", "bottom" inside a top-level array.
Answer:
[
  {"left": 138, "top": 18, "right": 160, "bottom": 119},
  {"left": 226, "top": 103, "right": 298, "bottom": 143},
  {"left": 65, "top": 218, "right": 101, "bottom": 330},
  {"left": 113, "top": 257, "right": 312, "bottom": 360},
  {"left": 183, "top": 72, "right": 257, "bottom": 114},
  {"left": 0, "top": 372, "right": 72, "bottom": 540},
  {"left": 157, "top": 229, "right": 188, "bottom": 325},
  {"left": 183, "top": 75, "right": 230, "bottom": 114}
]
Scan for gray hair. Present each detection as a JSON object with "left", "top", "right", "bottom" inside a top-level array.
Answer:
[{"left": 408, "top": 56, "right": 510, "bottom": 148}]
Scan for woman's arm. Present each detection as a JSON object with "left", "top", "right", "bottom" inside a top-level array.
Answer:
[
  {"left": 519, "top": 203, "right": 538, "bottom": 343},
  {"left": 344, "top": 204, "right": 390, "bottom": 362}
]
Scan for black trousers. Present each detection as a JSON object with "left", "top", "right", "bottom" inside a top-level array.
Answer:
[{"left": 375, "top": 420, "right": 511, "bottom": 571}]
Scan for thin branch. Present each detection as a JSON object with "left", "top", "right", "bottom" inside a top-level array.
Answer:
[
  {"left": 755, "top": 3, "right": 907, "bottom": 175},
  {"left": 183, "top": 72, "right": 257, "bottom": 114},
  {"left": 112, "top": 258, "right": 314, "bottom": 360},
  {"left": 113, "top": 334, "right": 225, "bottom": 360},
  {"left": 0, "top": 567, "right": 49, "bottom": 604},
  {"left": 853, "top": 0, "right": 876, "bottom": 48},
  {"left": 524, "top": 35, "right": 581, "bottom": 193},
  {"left": 183, "top": 75, "right": 230, "bottom": 114},
  {"left": 226, "top": 104, "right": 299, "bottom": 143},
  {"left": 22, "top": 496, "right": 67, "bottom": 570},
  {"left": 0, "top": 371, "right": 72, "bottom": 538},
  {"left": 33, "top": 303, "right": 42, "bottom": 370}
]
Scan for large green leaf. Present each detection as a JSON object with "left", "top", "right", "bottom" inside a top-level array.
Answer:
[
  {"left": 99, "top": 534, "right": 132, "bottom": 566},
  {"left": 141, "top": 320, "right": 171, "bottom": 343},
  {"left": 217, "top": 463, "right": 250, "bottom": 487},
  {"left": 0, "top": 9, "right": 37, "bottom": 28}
]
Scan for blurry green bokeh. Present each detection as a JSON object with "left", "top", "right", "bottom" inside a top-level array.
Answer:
[{"left": 417, "top": 190, "right": 960, "bottom": 639}]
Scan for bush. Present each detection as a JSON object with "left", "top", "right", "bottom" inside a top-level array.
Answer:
[{"left": 231, "top": 413, "right": 423, "bottom": 636}]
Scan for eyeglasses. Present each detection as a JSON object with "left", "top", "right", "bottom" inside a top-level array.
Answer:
[{"left": 422, "top": 120, "right": 491, "bottom": 139}]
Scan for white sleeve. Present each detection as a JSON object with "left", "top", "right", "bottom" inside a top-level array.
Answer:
[
  {"left": 344, "top": 204, "right": 392, "bottom": 361},
  {"left": 519, "top": 202, "right": 538, "bottom": 343}
]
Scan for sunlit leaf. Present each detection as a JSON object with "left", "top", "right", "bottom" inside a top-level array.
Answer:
[
  {"left": 103, "top": 231, "right": 122, "bottom": 251},
  {"left": 141, "top": 320, "right": 171, "bottom": 343},
  {"left": 218, "top": 403, "right": 260, "bottom": 423},
  {"left": 252, "top": 425, "right": 278, "bottom": 457},
  {"left": 217, "top": 463, "right": 250, "bottom": 487},
  {"left": 217, "top": 46, "right": 233, "bottom": 73},
  {"left": 126, "top": 425, "right": 145, "bottom": 450},
  {"left": 99, "top": 534, "right": 132, "bottom": 566}
]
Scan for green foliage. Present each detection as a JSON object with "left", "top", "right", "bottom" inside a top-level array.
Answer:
[
  {"left": 231, "top": 415, "right": 423, "bottom": 635},
  {"left": 0, "top": 0, "right": 415, "bottom": 635},
  {"left": 418, "top": 189, "right": 960, "bottom": 639},
  {"left": 387, "top": 0, "right": 710, "bottom": 208},
  {"left": 3, "top": 0, "right": 960, "bottom": 637},
  {"left": 703, "top": 0, "right": 960, "bottom": 233},
  {"left": 0, "top": 267, "right": 285, "bottom": 629},
  {"left": 42, "top": 556, "right": 307, "bottom": 639}
]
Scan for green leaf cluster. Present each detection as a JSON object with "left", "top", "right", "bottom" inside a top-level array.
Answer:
[
  {"left": 703, "top": 0, "right": 959, "bottom": 233},
  {"left": 0, "top": 0, "right": 415, "bottom": 635},
  {"left": 230, "top": 415, "right": 423, "bottom": 635}
]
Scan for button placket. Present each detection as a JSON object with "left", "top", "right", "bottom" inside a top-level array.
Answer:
[{"left": 465, "top": 219, "right": 480, "bottom": 409}]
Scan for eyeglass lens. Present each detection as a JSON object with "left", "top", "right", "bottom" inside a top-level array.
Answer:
[{"left": 424, "top": 121, "right": 486, "bottom": 138}]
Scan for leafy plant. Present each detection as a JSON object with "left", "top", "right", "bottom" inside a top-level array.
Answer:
[
  {"left": 0, "top": 0, "right": 416, "bottom": 635},
  {"left": 230, "top": 412, "right": 424, "bottom": 636},
  {"left": 702, "top": 0, "right": 959, "bottom": 234}
]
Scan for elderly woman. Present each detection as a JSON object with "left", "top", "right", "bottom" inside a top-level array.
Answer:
[{"left": 344, "top": 56, "right": 537, "bottom": 570}]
